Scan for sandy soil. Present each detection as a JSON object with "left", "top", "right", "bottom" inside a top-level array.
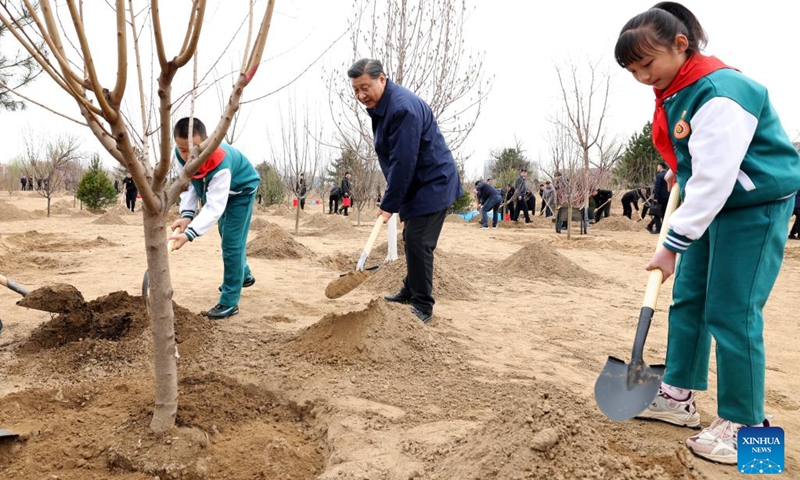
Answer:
[{"left": 1, "top": 191, "right": 798, "bottom": 479}]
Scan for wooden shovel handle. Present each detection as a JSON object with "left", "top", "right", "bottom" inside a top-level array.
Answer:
[
  {"left": 167, "top": 227, "right": 183, "bottom": 253},
  {"left": 642, "top": 184, "right": 681, "bottom": 310},
  {"left": 356, "top": 216, "right": 385, "bottom": 271}
]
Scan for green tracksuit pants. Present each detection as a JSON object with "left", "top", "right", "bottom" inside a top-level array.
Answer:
[
  {"left": 663, "top": 197, "right": 793, "bottom": 425},
  {"left": 217, "top": 192, "right": 255, "bottom": 307}
]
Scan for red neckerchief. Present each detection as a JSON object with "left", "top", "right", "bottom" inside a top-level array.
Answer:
[
  {"left": 191, "top": 147, "right": 225, "bottom": 179},
  {"left": 652, "top": 53, "right": 731, "bottom": 173}
]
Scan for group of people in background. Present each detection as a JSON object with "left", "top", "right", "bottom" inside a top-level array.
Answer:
[
  {"left": 327, "top": 171, "right": 352, "bottom": 216},
  {"left": 18, "top": 176, "right": 45, "bottom": 191}
]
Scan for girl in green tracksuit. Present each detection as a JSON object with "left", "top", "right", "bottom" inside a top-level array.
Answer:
[{"left": 614, "top": 1, "right": 800, "bottom": 465}]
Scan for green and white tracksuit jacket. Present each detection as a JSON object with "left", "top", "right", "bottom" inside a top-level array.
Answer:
[
  {"left": 663, "top": 69, "right": 800, "bottom": 253},
  {"left": 660, "top": 68, "right": 800, "bottom": 425},
  {"left": 175, "top": 143, "right": 260, "bottom": 308}
]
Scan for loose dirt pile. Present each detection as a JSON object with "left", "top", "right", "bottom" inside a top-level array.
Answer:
[
  {"left": 287, "top": 299, "right": 468, "bottom": 366},
  {"left": 16, "top": 283, "right": 86, "bottom": 313},
  {"left": 497, "top": 241, "right": 602, "bottom": 287},
  {"left": 246, "top": 228, "right": 315, "bottom": 260},
  {"left": 92, "top": 211, "right": 127, "bottom": 225},
  {"left": 0, "top": 373, "right": 325, "bottom": 480},
  {"left": 428, "top": 390, "right": 705, "bottom": 480},
  {"left": 0, "top": 201, "right": 38, "bottom": 222},
  {"left": 445, "top": 214, "right": 466, "bottom": 223},
  {"left": 317, "top": 251, "right": 356, "bottom": 271},
  {"left": 249, "top": 217, "right": 280, "bottom": 232},
  {"left": 592, "top": 216, "right": 646, "bottom": 232},
  {"left": 302, "top": 213, "right": 353, "bottom": 234},
  {"left": 363, "top": 257, "right": 475, "bottom": 300},
  {"left": 325, "top": 270, "right": 371, "bottom": 299},
  {"left": 15, "top": 291, "right": 214, "bottom": 377}
]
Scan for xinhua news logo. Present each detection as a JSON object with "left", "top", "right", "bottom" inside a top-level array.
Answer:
[{"left": 738, "top": 426, "right": 784, "bottom": 474}]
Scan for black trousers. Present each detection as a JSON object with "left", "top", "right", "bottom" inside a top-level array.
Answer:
[
  {"left": 399, "top": 209, "right": 447, "bottom": 315},
  {"left": 622, "top": 200, "right": 634, "bottom": 219},
  {"left": 513, "top": 197, "right": 530, "bottom": 222},
  {"left": 329, "top": 196, "right": 339, "bottom": 213},
  {"left": 595, "top": 202, "right": 611, "bottom": 221},
  {"left": 126, "top": 192, "right": 137, "bottom": 212},
  {"left": 299, "top": 198, "right": 306, "bottom": 210}
]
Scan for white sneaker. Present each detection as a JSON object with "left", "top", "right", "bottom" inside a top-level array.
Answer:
[
  {"left": 686, "top": 417, "right": 741, "bottom": 464},
  {"left": 686, "top": 417, "right": 771, "bottom": 465},
  {"left": 636, "top": 388, "right": 701, "bottom": 428}
]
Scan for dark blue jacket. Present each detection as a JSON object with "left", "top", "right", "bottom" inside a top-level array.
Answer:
[
  {"left": 476, "top": 181, "right": 501, "bottom": 204},
  {"left": 368, "top": 80, "right": 463, "bottom": 220},
  {"left": 653, "top": 170, "right": 669, "bottom": 204},
  {"left": 795, "top": 190, "right": 800, "bottom": 209}
]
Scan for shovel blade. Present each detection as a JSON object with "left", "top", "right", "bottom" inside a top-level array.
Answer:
[{"left": 594, "top": 356, "right": 665, "bottom": 421}]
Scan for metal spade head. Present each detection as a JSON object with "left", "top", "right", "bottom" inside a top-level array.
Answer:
[{"left": 594, "top": 356, "right": 665, "bottom": 421}]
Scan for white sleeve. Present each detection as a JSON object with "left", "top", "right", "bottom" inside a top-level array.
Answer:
[
  {"left": 667, "top": 97, "right": 758, "bottom": 240},
  {"left": 178, "top": 183, "right": 200, "bottom": 218},
  {"left": 184, "top": 169, "right": 231, "bottom": 239}
]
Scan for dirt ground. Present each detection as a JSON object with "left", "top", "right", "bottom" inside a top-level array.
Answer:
[{"left": 1, "top": 191, "right": 798, "bottom": 480}]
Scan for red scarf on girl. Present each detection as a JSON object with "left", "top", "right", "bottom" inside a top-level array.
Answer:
[
  {"left": 191, "top": 147, "right": 226, "bottom": 179},
  {"left": 652, "top": 53, "right": 731, "bottom": 173}
]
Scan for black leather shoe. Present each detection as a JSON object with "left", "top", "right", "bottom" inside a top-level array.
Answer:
[
  {"left": 411, "top": 306, "right": 432, "bottom": 324},
  {"left": 384, "top": 291, "right": 411, "bottom": 304},
  {"left": 219, "top": 275, "right": 256, "bottom": 292}
]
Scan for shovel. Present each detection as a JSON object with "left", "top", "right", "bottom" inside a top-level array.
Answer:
[
  {"left": 142, "top": 227, "right": 182, "bottom": 314},
  {"left": 325, "top": 216, "right": 384, "bottom": 299},
  {"left": 594, "top": 184, "right": 681, "bottom": 421}
]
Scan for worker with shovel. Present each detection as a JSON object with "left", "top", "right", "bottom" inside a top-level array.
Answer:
[
  {"left": 168, "top": 117, "right": 261, "bottom": 320},
  {"left": 615, "top": 2, "right": 800, "bottom": 465},
  {"left": 348, "top": 58, "right": 462, "bottom": 324}
]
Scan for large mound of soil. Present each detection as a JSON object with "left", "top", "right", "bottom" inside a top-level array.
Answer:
[
  {"left": 246, "top": 228, "right": 315, "bottom": 259},
  {"left": 92, "top": 211, "right": 127, "bottom": 225},
  {"left": 15, "top": 291, "right": 214, "bottom": 377},
  {"left": 0, "top": 373, "right": 324, "bottom": 480},
  {"left": 249, "top": 217, "right": 280, "bottom": 232},
  {"left": 302, "top": 213, "right": 353, "bottom": 233},
  {"left": 363, "top": 257, "right": 475, "bottom": 300},
  {"left": 0, "top": 201, "right": 38, "bottom": 222},
  {"left": 287, "top": 299, "right": 468, "bottom": 365},
  {"left": 592, "top": 216, "right": 647, "bottom": 232},
  {"left": 497, "top": 241, "right": 602, "bottom": 286},
  {"left": 429, "top": 390, "right": 705, "bottom": 480}
]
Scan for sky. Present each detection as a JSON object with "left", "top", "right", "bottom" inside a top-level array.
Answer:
[{"left": 1, "top": 0, "right": 798, "bottom": 179}]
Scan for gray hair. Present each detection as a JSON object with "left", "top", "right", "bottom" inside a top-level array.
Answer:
[{"left": 347, "top": 58, "right": 385, "bottom": 79}]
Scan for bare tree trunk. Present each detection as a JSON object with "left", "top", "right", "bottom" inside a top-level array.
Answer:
[{"left": 142, "top": 211, "right": 177, "bottom": 431}]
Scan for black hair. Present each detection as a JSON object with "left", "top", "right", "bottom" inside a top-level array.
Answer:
[
  {"left": 658, "top": 161, "right": 669, "bottom": 169},
  {"left": 614, "top": 2, "right": 707, "bottom": 68},
  {"left": 174, "top": 117, "right": 208, "bottom": 139},
  {"left": 347, "top": 58, "right": 385, "bottom": 79}
]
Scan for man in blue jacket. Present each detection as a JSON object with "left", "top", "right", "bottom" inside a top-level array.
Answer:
[
  {"left": 475, "top": 179, "right": 503, "bottom": 229},
  {"left": 348, "top": 58, "right": 463, "bottom": 323}
]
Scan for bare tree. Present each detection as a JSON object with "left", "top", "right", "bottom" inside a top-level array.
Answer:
[
  {"left": 20, "top": 131, "right": 82, "bottom": 216},
  {"left": 550, "top": 58, "right": 618, "bottom": 237},
  {"left": 269, "top": 96, "right": 326, "bottom": 234},
  {"left": 0, "top": 0, "right": 276, "bottom": 433}
]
